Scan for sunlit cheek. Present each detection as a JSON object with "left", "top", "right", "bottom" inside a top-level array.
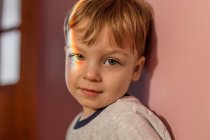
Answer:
[
  {"left": 67, "top": 58, "right": 84, "bottom": 71},
  {"left": 65, "top": 57, "right": 84, "bottom": 89}
]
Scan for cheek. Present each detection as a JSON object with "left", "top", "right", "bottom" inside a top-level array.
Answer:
[
  {"left": 103, "top": 68, "right": 133, "bottom": 95},
  {"left": 65, "top": 59, "right": 71, "bottom": 85},
  {"left": 65, "top": 66, "right": 73, "bottom": 93},
  {"left": 65, "top": 59, "right": 80, "bottom": 92}
]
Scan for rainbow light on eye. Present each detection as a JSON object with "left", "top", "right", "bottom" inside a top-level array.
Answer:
[{"left": 66, "top": 29, "right": 79, "bottom": 70}]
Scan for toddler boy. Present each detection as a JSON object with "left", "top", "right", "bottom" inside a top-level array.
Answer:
[{"left": 64, "top": 0, "right": 171, "bottom": 139}]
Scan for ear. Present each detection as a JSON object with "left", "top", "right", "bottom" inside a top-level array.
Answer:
[{"left": 132, "top": 56, "right": 145, "bottom": 81}]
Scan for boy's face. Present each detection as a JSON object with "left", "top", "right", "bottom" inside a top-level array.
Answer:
[{"left": 65, "top": 26, "right": 145, "bottom": 115}]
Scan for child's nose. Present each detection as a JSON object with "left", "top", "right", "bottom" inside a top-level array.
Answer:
[{"left": 83, "top": 64, "right": 102, "bottom": 82}]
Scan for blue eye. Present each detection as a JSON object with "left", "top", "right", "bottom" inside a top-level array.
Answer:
[
  {"left": 69, "top": 54, "right": 85, "bottom": 61},
  {"left": 104, "top": 58, "right": 120, "bottom": 65}
]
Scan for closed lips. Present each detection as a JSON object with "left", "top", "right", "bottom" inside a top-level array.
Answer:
[
  {"left": 80, "top": 88, "right": 102, "bottom": 93},
  {"left": 80, "top": 88, "right": 103, "bottom": 93}
]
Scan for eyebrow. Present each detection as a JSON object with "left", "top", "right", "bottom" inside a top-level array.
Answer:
[
  {"left": 66, "top": 44, "right": 129, "bottom": 57},
  {"left": 105, "top": 49, "right": 129, "bottom": 57},
  {"left": 66, "top": 45, "right": 84, "bottom": 52}
]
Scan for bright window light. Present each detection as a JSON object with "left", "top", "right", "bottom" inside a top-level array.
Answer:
[
  {"left": 1, "top": 0, "right": 22, "bottom": 29},
  {"left": 0, "top": 30, "right": 21, "bottom": 85}
]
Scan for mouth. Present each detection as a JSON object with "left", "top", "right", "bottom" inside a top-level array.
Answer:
[{"left": 79, "top": 88, "right": 103, "bottom": 97}]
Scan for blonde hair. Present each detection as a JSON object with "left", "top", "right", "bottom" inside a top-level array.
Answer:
[{"left": 64, "top": 0, "right": 154, "bottom": 57}]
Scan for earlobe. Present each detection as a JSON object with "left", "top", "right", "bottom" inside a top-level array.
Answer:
[{"left": 132, "top": 56, "right": 145, "bottom": 81}]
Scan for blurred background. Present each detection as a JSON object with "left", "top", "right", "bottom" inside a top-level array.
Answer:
[{"left": 0, "top": 0, "right": 210, "bottom": 140}]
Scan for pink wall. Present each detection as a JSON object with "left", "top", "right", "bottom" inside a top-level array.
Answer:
[
  {"left": 36, "top": 0, "right": 210, "bottom": 139},
  {"left": 144, "top": 0, "right": 210, "bottom": 139}
]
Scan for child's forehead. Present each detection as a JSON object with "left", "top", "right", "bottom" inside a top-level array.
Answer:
[
  {"left": 67, "top": 29, "right": 137, "bottom": 59},
  {"left": 69, "top": 25, "right": 133, "bottom": 50}
]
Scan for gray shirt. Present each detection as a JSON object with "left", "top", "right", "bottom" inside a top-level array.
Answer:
[{"left": 66, "top": 96, "right": 171, "bottom": 140}]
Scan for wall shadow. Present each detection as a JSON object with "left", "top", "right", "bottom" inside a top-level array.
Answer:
[
  {"left": 127, "top": 20, "right": 175, "bottom": 139},
  {"left": 127, "top": 19, "right": 158, "bottom": 106}
]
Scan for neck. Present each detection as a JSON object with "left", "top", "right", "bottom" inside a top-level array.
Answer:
[{"left": 81, "top": 106, "right": 97, "bottom": 120}]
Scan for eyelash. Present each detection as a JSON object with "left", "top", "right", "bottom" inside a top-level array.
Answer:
[
  {"left": 68, "top": 53, "right": 121, "bottom": 66},
  {"left": 68, "top": 53, "right": 85, "bottom": 61},
  {"left": 104, "top": 58, "right": 121, "bottom": 65}
]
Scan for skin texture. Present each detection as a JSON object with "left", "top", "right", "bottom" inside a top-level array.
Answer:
[{"left": 65, "top": 26, "right": 145, "bottom": 119}]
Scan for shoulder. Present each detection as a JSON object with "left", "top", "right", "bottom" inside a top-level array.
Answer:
[
  {"left": 106, "top": 95, "right": 150, "bottom": 119},
  {"left": 104, "top": 96, "right": 171, "bottom": 140}
]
